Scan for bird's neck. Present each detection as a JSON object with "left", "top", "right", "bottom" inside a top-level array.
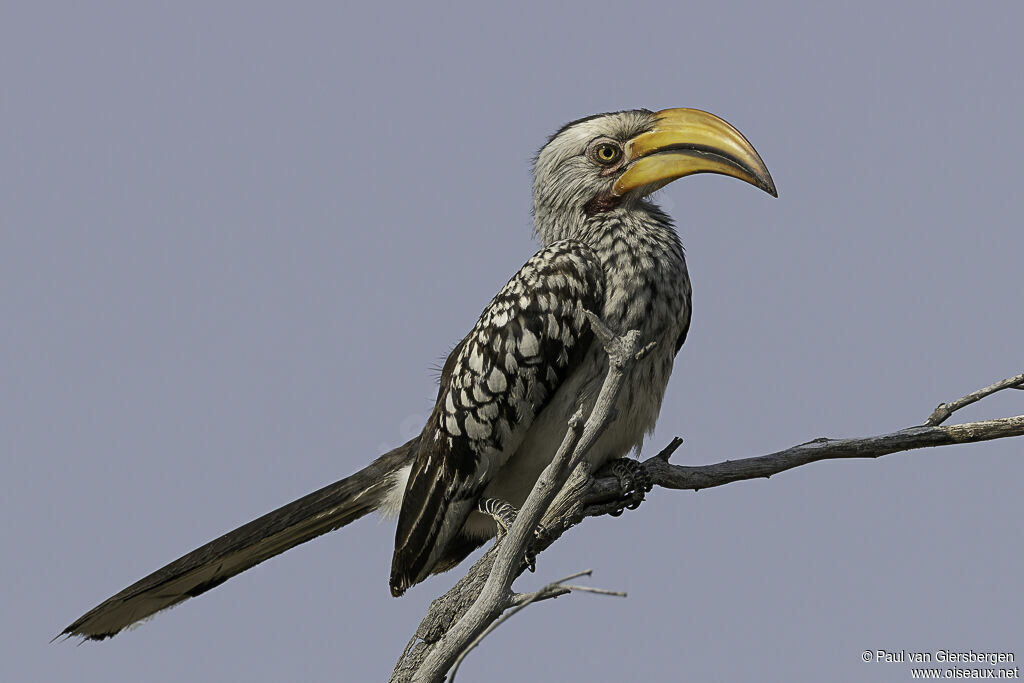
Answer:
[
  {"left": 534, "top": 199, "right": 679, "bottom": 256},
  {"left": 536, "top": 201, "right": 688, "bottom": 335}
]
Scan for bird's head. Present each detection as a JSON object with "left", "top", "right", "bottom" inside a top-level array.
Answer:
[{"left": 532, "top": 108, "right": 776, "bottom": 244}]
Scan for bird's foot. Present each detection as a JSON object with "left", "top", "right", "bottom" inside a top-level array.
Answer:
[
  {"left": 604, "top": 458, "right": 652, "bottom": 516},
  {"left": 477, "top": 497, "right": 549, "bottom": 572},
  {"left": 477, "top": 497, "right": 518, "bottom": 537}
]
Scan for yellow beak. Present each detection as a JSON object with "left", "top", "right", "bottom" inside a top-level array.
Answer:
[{"left": 613, "top": 108, "right": 777, "bottom": 198}]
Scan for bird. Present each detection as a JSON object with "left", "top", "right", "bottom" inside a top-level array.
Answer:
[{"left": 61, "top": 107, "right": 776, "bottom": 640}]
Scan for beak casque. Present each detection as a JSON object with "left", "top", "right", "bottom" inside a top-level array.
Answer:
[{"left": 613, "top": 108, "right": 777, "bottom": 198}]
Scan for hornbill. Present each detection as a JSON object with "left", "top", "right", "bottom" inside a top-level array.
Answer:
[{"left": 62, "top": 108, "right": 776, "bottom": 640}]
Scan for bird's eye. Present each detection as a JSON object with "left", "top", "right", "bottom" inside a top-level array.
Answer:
[{"left": 589, "top": 140, "right": 622, "bottom": 166}]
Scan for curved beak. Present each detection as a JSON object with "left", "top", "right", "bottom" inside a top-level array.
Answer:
[{"left": 613, "top": 108, "right": 777, "bottom": 198}]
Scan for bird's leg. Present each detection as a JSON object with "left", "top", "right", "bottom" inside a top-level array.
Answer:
[
  {"left": 476, "top": 497, "right": 549, "bottom": 572},
  {"left": 603, "top": 458, "right": 653, "bottom": 516}
]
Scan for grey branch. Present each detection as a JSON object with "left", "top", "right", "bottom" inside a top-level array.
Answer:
[
  {"left": 448, "top": 570, "right": 624, "bottom": 682},
  {"left": 925, "top": 372, "right": 1024, "bottom": 426},
  {"left": 391, "top": 368, "right": 1024, "bottom": 682},
  {"left": 401, "top": 313, "right": 646, "bottom": 683}
]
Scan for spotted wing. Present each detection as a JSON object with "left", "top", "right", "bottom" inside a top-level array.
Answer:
[{"left": 389, "top": 240, "right": 605, "bottom": 595}]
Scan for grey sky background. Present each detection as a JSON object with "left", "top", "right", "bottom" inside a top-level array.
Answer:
[{"left": 3, "top": 2, "right": 1022, "bottom": 681}]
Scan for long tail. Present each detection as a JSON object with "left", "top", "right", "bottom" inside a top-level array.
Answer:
[{"left": 61, "top": 438, "right": 417, "bottom": 641}]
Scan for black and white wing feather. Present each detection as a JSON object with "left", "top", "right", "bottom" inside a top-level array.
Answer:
[{"left": 390, "top": 240, "right": 605, "bottom": 595}]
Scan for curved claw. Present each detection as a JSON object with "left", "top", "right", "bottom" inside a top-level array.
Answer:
[
  {"left": 608, "top": 458, "right": 651, "bottom": 513},
  {"left": 478, "top": 496, "right": 549, "bottom": 572}
]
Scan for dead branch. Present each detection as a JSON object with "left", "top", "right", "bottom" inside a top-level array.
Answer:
[
  {"left": 926, "top": 373, "right": 1024, "bottom": 426},
  {"left": 447, "top": 570, "right": 624, "bottom": 682},
  {"left": 401, "top": 313, "right": 647, "bottom": 682},
  {"left": 391, "top": 370, "right": 1024, "bottom": 682}
]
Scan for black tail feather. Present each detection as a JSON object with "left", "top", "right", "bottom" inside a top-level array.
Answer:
[{"left": 61, "top": 438, "right": 417, "bottom": 640}]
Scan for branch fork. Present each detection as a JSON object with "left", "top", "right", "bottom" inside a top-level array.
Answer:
[
  {"left": 391, "top": 349, "right": 1024, "bottom": 682},
  {"left": 397, "top": 312, "right": 648, "bottom": 682}
]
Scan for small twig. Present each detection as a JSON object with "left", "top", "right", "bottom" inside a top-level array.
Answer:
[
  {"left": 584, "top": 311, "right": 618, "bottom": 347},
  {"left": 536, "top": 568, "right": 592, "bottom": 583},
  {"left": 654, "top": 436, "right": 684, "bottom": 462},
  {"left": 448, "top": 570, "right": 623, "bottom": 682},
  {"left": 635, "top": 341, "right": 658, "bottom": 361},
  {"left": 926, "top": 373, "right": 1024, "bottom": 426},
  {"left": 508, "top": 586, "right": 571, "bottom": 608},
  {"left": 559, "top": 585, "right": 627, "bottom": 598}
]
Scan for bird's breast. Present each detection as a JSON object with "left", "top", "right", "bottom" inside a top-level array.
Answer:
[
  {"left": 589, "top": 221, "right": 692, "bottom": 456},
  {"left": 466, "top": 220, "right": 691, "bottom": 540}
]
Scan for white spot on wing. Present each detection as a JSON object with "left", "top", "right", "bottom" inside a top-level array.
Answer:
[
  {"left": 445, "top": 414, "right": 461, "bottom": 436},
  {"left": 487, "top": 367, "right": 507, "bottom": 393},
  {"left": 546, "top": 314, "right": 560, "bottom": 338},
  {"left": 464, "top": 413, "right": 490, "bottom": 440},
  {"left": 519, "top": 328, "right": 539, "bottom": 357},
  {"left": 468, "top": 348, "right": 484, "bottom": 373}
]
